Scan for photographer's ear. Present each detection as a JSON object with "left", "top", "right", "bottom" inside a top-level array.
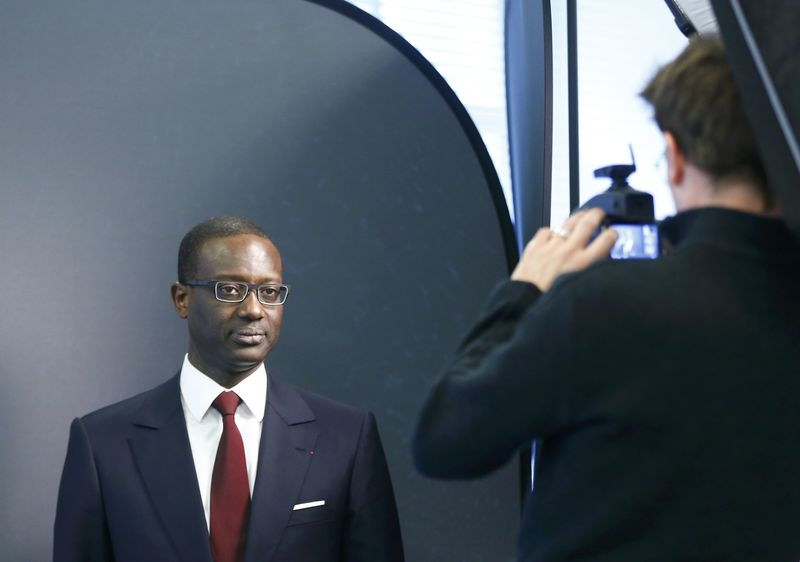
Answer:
[{"left": 664, "top": 131, "right": 685, "bottom": 189}]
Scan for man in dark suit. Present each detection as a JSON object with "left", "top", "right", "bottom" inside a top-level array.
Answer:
[
  {"left": 54, "top": 216, "right": 404, "bottom": 562},
  {"left": 413, "top": 38, "right": 800, "bottom": 560}
]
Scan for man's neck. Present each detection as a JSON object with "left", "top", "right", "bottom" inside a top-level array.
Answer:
[
  {"left": 186, "top": 353, "right": 260, "bottom": 389},
  {"left": 702, "top": 186, "right": 768, "bottom": 215},
  {"left": 675, "top": 168, "right": 770, "bottom": 215}
]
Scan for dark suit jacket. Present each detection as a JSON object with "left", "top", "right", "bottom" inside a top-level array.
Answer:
[
  {"left": 414, "top": 209, "right": 800, "bottom": 561},
  {"left": 54, "top": 373, "right": 404, "bottom": 562}
]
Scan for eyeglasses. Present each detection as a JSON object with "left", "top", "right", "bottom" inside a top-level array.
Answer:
[{"left": 184, "top": 280, "right": 290, "bottom": 306}]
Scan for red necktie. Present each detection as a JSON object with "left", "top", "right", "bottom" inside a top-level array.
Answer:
[{"left": 210, "top": 392, "right": 250, "bottom": 562}]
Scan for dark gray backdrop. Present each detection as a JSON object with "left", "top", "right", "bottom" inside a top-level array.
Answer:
[{"left": 0, "top": 0, "right": 520, "bottom": 560}]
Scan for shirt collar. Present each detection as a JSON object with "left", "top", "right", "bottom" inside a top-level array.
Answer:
[{"left": 179, "top": 354, "right": 267, "bottom": 423}]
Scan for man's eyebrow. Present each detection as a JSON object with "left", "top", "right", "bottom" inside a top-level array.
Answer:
[{"left": 213, "top": 275, "right": 282, "bottom": 283}]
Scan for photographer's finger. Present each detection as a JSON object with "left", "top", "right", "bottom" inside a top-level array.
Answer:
[
  {"left": 562, "top": 209, "right": 589, "bottom": 231},
  {"left": 582, "top": 227, "right": 618, "bottom": 263},
  {"left": 512, "top": 227, "right": 560, "bottom": 285},
  {"left": 528, "top": 226, "right": 554, "bottom": 250},
  {"left": 567, "top": 208, "right": 607, "bottom": 246}
]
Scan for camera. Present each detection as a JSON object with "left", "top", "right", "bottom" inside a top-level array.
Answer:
[{"left": 580, "top": 157, "right": 660, "bottom": 260}]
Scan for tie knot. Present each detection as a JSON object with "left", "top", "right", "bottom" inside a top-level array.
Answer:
[{"left": 212, "top": 391, "right": 242, "bottom": 416}]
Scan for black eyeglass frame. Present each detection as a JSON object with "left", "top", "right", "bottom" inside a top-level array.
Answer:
[{"left": 183, "top": 280, "right": 290, "bottom": 306}]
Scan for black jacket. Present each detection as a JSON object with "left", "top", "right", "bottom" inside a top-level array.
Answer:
[{"left": 414, "top": 208, "right": 800, "bottom": 561}]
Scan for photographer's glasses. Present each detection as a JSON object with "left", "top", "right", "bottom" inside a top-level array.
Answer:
[{"left": 184, "top": 280, "right": 290, "bottom": 306}]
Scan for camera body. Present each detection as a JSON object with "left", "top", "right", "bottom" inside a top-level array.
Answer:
[{"left": 580, "top": 162, "right": 660, "bottom": 260}]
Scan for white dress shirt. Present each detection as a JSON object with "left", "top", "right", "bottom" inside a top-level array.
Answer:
[{"left": 179, "top": 354, "right": 267, "bottom": 529}]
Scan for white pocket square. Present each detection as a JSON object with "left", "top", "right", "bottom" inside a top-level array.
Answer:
[{"left": 293, "top": 500, "right": 325, "bottom": 511}]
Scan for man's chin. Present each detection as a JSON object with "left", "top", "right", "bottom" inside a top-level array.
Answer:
[{"left": 228, "top": 344, "right": 270, "bottom": 367}]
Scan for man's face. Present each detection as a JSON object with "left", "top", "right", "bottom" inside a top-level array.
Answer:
[{"left": 172, "top": 234, "right": 284, "bottom": 381}]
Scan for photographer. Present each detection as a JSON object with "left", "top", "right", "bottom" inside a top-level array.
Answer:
[{"left": 413, "top": 37, "right": 800, "bottom": 561}]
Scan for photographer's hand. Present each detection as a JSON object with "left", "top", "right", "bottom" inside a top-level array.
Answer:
[{"left": 511, "top": 208, "right": 618, "bottom": 292}]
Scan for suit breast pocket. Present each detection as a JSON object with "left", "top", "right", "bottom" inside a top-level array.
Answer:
[
  {"left": 275, "top": 504, "right": 345, "bottom": 562},
  {"left": 287, "top": 503, "right": 340, "bottom": 527}
]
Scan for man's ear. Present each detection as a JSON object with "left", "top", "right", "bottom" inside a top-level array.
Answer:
[
  {"left": 171, "top": 282, "right": 190, "bottom": 319},
  {"left": 664, "top": 131, "right": 685, "bottom": 188}
]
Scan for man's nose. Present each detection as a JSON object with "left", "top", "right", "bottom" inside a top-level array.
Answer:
[{"left": 237, "top": 290, "right": 266, "bottom": 319}]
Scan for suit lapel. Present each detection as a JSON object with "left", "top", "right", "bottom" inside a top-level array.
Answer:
[
  {"left": 244, "top": 376, "right": 318, "bottom": 562},
  {"left": 128, "top": 374, "right": 214, "bottom": 562}
]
